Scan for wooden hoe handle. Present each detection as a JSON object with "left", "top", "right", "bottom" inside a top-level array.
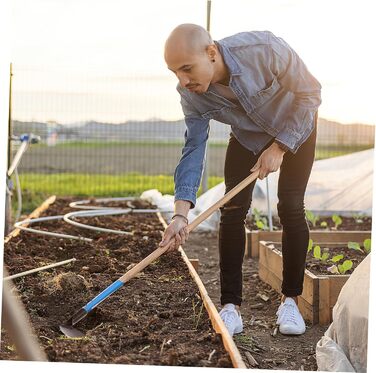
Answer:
[{"left": 119, "top": 170, "right": 260, "bottom": 284}]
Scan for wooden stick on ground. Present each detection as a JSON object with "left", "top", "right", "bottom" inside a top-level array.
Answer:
[{"left": 3, "top": 258, "right": 77, "bottom": 281}]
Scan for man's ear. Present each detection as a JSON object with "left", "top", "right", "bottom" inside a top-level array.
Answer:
[{"left": 206, "top": 44, "right": 217, "bottom": 60}]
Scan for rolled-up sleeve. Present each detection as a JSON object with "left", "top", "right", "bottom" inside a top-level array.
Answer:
[
  {"left": 174, "top": 92, "right": 210, "bottom": 208},
  {"left": 269, "top": 33, "right": 322, "bottom": 153}
]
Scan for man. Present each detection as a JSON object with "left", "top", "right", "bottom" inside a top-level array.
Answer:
[{"left": 160, "top": 23, "right": 321, "bottom": 337}]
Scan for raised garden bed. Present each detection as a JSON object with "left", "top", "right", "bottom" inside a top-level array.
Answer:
[
  {"left": 245, "top": 212, "right": 372, "bottom": 258},
  {"left": 1, "top": 196, "right": 245, "bottom": 368},
  {"left": 258, "top": 240, "right": 369, "bottom": 325}
]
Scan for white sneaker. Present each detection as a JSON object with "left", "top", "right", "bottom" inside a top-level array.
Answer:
[
  {"left": 219, "top": 303, "right": 243, "bottom": 336},
  {"left": 276, "top": 297, "right": 306, "bottom": 335}
]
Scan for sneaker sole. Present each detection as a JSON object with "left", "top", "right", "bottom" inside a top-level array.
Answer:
[{"left": 279, "top": 325, "right": 305, "bottom": 335}]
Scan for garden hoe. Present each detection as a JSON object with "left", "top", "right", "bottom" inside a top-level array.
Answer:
[{"left": 59, "top": 169, "right": 260, "bottom": 337}]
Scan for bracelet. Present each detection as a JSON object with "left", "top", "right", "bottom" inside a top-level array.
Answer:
[{"left": 171, "top": 214, "right": 188, "bottom": 224}]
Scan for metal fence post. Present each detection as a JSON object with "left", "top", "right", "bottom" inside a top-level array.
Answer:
[
  {"left": 202, "top": 0, "right": 212, "bottom": 193},
  {"left": 7, "top": 63, "right": 13, "bottom": 170}
]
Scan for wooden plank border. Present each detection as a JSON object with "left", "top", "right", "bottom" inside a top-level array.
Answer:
[
  {"left": 157, "top": 212, "right": 246, "bottom": 369},
  {"left": 4, "top": 195, "right": 57, "bottom": 243},
  {"left": 245, "top": 227, "right": 372, "bottom": 258},
  {"left": 258, "top": 240, "right": 354, "bottom": 325}
]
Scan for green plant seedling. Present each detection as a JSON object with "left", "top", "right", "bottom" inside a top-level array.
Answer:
[
  {"left": 252, "top": 208, "right": 262, "bottom": 222},
  {"left": 306, "top": 210, "right": 319, "bottom": 227},
  {"left": 338, "top": 260, "right": 353, "bottom": 274},
  {"left": 255, "top": 216, "right": 269, "bottom": 231},
  {"left": 348, "top": 241, "right": 364, "bottom": 253},
  {"left": 330, "top": 254, "right": 344, "bottom": 263},
  {"left": 252, "top": 208, "right": 275, "bottom": 231},
  {"left": 320, "top": 221, "right": 328, "bottom": 228},
  {"left": 364, "top": 238, "right": 371, "bottom": 254},
  {"left": 256, "top": 220, "right": 265, "bottom": 230},
  {"left": 313, "top": 245, "right": 321, "bottom": 259},
  {"left": 332, "top": 214, "right": 343, "bottom": 229},
  {"left": 313, "top": 245, "right": 330, "bottom": 262},
  {"left": 321, "top": 252, "right": 330, "bottom": 261},
  {"left": 307, "top": 238, "right": 313, "bottom": 252}
]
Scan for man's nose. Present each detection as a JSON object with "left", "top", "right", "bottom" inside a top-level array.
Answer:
[{"left": 177, "top": 73, "right": 190, "bottom": 87}]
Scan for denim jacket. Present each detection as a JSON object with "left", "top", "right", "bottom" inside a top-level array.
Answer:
[{"left": 174, "top": 31, "right": 322, "bottom": 208}]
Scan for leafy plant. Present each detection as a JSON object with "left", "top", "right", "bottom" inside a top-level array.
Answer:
[
  {"left": 252, "top": 208, "right": 262, "bottom": 222},
  {"left": 252, "top": 208, "right": 269, "bottom": 231},
  {"left": 320, "top": 221, "right": 328, "bottom": 228},
  {"left": 305, "top": 210, "right": 319, "bottom": 227},
  {"left": 256, "top": 219, "right": 269, "bottom": 230},
  {"left": 313, "top": 245, "right": 330, "bottom": 262},
  {"left": 338, "top": 260, "right": 353, "bottom": 274},
  {"left": 330, "top": 254, "right": 344, "bottom": 263},
  {"left": 327, "top": 258, "right": 353, "bottom": 275},
  {"left": 364, "top": 238, "right": 372, "bottom": 254},
  {"left": 307, "top": 238, "right": 313, "bottom": 252},
  {"left": 332, "top": 214, "right": 343, "bottom": 229},
  {"left": 348, "top": 241, "right": 364, "bottom": 253}
]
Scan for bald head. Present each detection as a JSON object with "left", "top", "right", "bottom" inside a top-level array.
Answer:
[
  {"left": 165, "top": 23, "right": 213, "bottom": 57},
  {"left": 164, "top": 24, "right": 227, "bottom": 94}
]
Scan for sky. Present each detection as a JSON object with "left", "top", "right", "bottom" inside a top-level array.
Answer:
[{"left": 10, "top": 0, "right": 376, "bottom": 124}]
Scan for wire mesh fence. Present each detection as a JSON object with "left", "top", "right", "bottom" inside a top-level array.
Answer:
[{"left": 8, "top": 65, "right": 375, "bottom": 211}]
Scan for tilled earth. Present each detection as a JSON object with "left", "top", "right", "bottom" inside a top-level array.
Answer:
[
  {"left": 1, "top": 198, "right": 232, "bottom": 367},
  {"left": 2, "top": 197, "right": 367, "bottom": 370},
  {"left": 182, "top": 231, "right": 329, "bottom": 371}
]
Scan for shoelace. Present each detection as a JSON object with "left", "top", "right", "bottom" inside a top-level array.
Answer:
[
  {"left": 221, "top": 309, "right": 238, "bottom": 326},
  {"left": 278, "top": 303, "right": 297, "bottom": 324}
]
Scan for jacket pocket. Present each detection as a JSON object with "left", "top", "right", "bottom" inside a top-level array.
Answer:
[{"left": 250, "top": 78, "right": 281, "bottom": 109}]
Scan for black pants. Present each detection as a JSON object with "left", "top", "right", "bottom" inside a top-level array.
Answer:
[{"left": 219, "top": 119, "right": 317, "bottom": 306}]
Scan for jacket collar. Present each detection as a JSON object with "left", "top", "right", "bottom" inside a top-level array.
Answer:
[{"left": 215, "top": 40, "right": 242, "bottom": 76}]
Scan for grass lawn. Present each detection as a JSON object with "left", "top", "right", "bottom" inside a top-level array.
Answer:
[
  {"left": 10, "top": 143, "right": 373, "bottom": 215},
  {"left": 12, "top": 173, "right": 224, "bottom": 214}
]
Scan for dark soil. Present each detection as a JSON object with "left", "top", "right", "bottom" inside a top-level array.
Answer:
[
  {"left": 246, "top": 214, "right": 372, "bottom": 232},
  {"left": 182, "top": 231, "right": 328, "bottom": 371},
  {"left": 305, "top": 246, "right": 367, "bottom": 276},
  {"left": 82, "top": 198, "right": 158, "bottom": 210},
  {"left": 1, "top": 197, "right": 232, "bottom": 367},
  {"left": 266, "top": 243, "right": 368, "bottom": 276}
]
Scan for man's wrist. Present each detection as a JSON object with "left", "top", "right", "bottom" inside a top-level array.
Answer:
[
  {"left": 273, "top": 140, "right": 289, "bottom": 153},
  {"left": 171, "top": 213, "right": 188, "bottom": 224}
]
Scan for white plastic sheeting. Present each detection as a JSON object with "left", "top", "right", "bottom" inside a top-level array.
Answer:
[
  {"left": 140, "top": 186, "right": 222, "bottom": 231},
  {"left": 141, "top": 148, "right": 374, "bottom": 231},
  {"left": 238, "top": 147, "right": 374, "bottom": 217},
  {"left": 316, "top": 253, "right": 370, "bottom": 372}
]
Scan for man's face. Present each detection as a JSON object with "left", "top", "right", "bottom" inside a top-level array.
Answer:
[{"left": 165, "top": 49, "right": 214, "bottom": 94}]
